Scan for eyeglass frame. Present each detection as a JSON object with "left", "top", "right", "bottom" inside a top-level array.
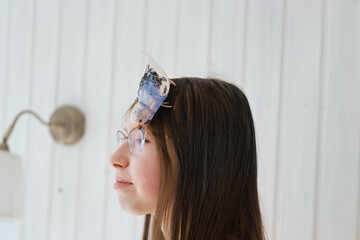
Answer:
[{"left": 116, "top": 127, "right": 146, "bottom": 154}]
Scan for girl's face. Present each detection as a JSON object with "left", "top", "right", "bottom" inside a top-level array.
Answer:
[{"left": 110, "top": 122, "right": 160, "bottom": 215}]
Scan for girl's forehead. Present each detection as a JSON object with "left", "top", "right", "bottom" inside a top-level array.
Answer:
[
  {"left": 120, "top": 115, "right": 135, "bottom": 132},
  {"left": 121, "top": 120, "right": 134, "bottom": 133}
]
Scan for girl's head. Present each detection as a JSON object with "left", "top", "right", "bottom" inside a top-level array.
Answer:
[{"left": 111, "top": 77, "right": 264, "bottom": 239}]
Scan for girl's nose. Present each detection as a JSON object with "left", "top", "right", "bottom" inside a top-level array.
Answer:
[{"left": 110, "top": 142, "right": 130, "bottom": 168}]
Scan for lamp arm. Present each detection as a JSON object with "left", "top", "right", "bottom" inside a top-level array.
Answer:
[
  {"left": 0, "top": 106, "right": 84, "bottom": 152},
  {"left": 2, "top": 110, "right": 49, "bottom": 142}
]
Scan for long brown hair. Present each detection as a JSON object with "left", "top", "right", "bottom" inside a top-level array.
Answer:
[{"left": 141, "top": 77, "right": 264, "bottom": 239}]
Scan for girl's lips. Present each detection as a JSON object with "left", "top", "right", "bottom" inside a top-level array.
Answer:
[
  {"left": 114, "top": 181, "right": 132, "bottom": 189},
  {"left": 114, "top": 177, "right": 132, "bottom": 189}
]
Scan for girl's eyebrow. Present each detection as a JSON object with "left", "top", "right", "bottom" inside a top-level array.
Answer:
[{"left": 145, "top": 132, "right": 154, "bottom": 138}]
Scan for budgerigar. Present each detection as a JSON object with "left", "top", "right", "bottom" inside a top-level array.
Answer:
[{"left": 131, "top": 56, "right": 175, "bottom": 128}]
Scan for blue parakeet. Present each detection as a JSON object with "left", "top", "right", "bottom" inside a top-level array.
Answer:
[{"left": 131, "top": 56, "right": 175, "bottom": 127}]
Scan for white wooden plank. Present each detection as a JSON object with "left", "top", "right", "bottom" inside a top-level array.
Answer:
[
  {"left": 273, "top": 0, "right": 323, "bottom": 239},
  {"left": 357, "top": 121, "right": 360, "bottom": 240},
  {"left": 104, "top": 0, "right": 149, "bottom": 239},
  {"left": 315, "top": 1, "right": 360, "bottom": 239},
  {"left": 358, "top": 125, "right": 360, "bottom": 240},
  {"left": 75, "top": 0, "right": 115, "bottom": 239},
  {"left": 143, "top": 0, "right": 178, "bottom": 76},
  {"left": 3, "top": 0, "right": 33, "bottom": 157},
  {"left": 243, "top": 0, "right": 283, "bottom": 238},
  {"left": 1, "top": 0, "right": 34, "bottom": 239},
  {"left": 47, "top": 0, "right": 87, "bottom": 239},
  {"left": 312, "top": 0, "right": 331, "bottom": 239},
  {"left": 3, "top": 1, "right": 34, "bottom": 238},
  {"left": 21, "top": 1, "right": 59, "bottom": 240},
  {"left": 174, "top": 0, "right": 211, "bottom": 76},
  {"left": 0, "top": 0, "right": 10, "bottom": 131},
  {"left": 208, "top": 0, "right": 247, "bottom": 85}
]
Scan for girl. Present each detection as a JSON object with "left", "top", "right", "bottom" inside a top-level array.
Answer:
[{"left": 110, "top": 69, "right": 265, "bottom": 239}]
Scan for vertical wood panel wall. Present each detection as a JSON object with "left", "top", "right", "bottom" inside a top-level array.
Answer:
[{"left": 0, "top": 0, "right": 359, "bottom": 239}]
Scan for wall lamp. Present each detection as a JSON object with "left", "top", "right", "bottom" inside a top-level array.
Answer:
[{"left": 0, "top": 106, "right": 85, "bottom": 222}]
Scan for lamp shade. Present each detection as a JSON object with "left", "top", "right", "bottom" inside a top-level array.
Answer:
[{"left": 0, "top": 150, "right": 24, "bottom": 220}]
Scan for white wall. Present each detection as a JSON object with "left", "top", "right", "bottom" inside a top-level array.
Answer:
[{"left": 0, "top": 0, "right": 359, "bottom": 239}]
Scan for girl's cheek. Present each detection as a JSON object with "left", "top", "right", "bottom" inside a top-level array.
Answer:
[
  {"left": 134, "top": 151, "right": 160, "bottom": 197},
  {"left": 140, "top": 164, "right": 160, "bottom": 196}
]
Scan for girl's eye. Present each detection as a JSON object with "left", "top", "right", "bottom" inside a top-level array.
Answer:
[
  {"left": 134, "top": 138, "right": 143, "bottom": 144},
  {"left": 145, "top": 139, "right": 151, "bottom": 143}
]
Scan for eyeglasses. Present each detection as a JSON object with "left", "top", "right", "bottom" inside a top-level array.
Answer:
[{"left": 116, "top": 127, "right": 145, "bottom": 154}]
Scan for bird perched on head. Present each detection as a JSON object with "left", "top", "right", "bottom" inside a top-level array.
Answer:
[{"left": 131, "top": 56, "right": 175, "bottom": 128}]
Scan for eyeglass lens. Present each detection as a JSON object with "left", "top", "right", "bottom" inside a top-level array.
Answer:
[{"left": 117, "top": 128, "right": 145, "bottom": 154}]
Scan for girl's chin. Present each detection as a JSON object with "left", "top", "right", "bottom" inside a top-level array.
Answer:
[
  {"left": 121, "top": 208, "right": 155, "bottom": 215},
  {"left": 118, "top": 198, "right": 155, "bottom": 215}
]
